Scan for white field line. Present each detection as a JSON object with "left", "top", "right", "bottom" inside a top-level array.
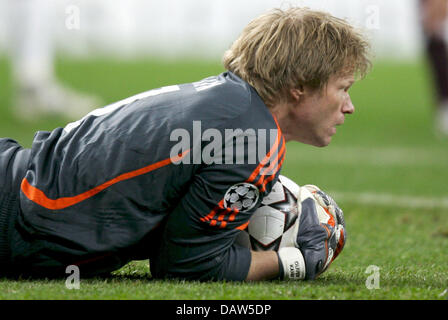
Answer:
[{"left": 330, "top": 191, "right": 448, "bottom": 209}]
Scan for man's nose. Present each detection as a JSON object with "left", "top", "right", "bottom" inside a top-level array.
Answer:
[{"left": 343, "top": 96, "right": 355, "bottom": 114}]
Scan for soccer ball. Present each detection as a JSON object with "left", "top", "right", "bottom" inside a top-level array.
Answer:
[
  {"left": 235, "top": 175, "right": 338, "bottom": 251},
  {"left": 235, "top": 175, "right": 300, "bottom": 251}
]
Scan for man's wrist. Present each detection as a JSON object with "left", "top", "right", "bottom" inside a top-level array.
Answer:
[{"left": 277, "top": 247, "right": 306, "bottom": 280}]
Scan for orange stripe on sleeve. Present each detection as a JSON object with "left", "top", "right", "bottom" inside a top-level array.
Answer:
[
  {"left": 260, "top": 152, "right": 285, "bottom": 192},
  {"left": 202, "top": 116, "right": 286, "bottom": 230},
  {"left": 225, "top": 144, "right": 285, "bottom": 224},
  {"left": 253, "top": 140, "right": 285, "bottom": 187},
  {"left": 236, "top": 220, "right": 249, "bottom": 230},
  {"left": 245, "top": 130, "right": 281, "bottom": 184},
  {"left": 200, "top": 199, "right": 224, "bottom": 223},
  {"left": 21, "top": 149, "right": 190, "bottom": 210}
]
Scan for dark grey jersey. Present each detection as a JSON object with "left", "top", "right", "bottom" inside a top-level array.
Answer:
[{"left": 13, "top": 72, "right": 286, "bottom": 280}]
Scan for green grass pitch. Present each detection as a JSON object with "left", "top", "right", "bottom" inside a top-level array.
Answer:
[{"left": 0, "top": 57, "right": 447, "bottom": 300}]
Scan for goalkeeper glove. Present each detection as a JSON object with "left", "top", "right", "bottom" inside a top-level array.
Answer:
[{"left": 277, "top": 185, "right": 346, "bottom": 280}]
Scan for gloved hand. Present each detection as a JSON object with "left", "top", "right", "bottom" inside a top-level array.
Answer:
[
  {"left": 277, "top": 185, "right": 346, "bottom": 280},
  {"left": 303, "top": 185, "right": 346, "bottom": 261}
]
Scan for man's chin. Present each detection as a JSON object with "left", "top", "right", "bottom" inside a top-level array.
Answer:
[
  {"left": 293, "top": 135, "right": 331, "bottom": 147},
  {"left": 305, "top": 139, "right": 330, "bottom": 148},
  {"left": 315, "top": 136, "right": 332, "bottom": 147}
]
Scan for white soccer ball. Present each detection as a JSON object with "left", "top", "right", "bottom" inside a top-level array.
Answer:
[
  {"left": 235, "top": 176, "right": 337, "bottom": 251},
  {"left": 234, "top": 175, "right": 299, "bottom": 251}
]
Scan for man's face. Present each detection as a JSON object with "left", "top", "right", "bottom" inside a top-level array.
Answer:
[{"left": 285, "top": 73, "right": 355, "bottom": 147}]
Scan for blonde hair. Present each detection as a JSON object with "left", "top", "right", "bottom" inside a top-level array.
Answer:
[{"left": 223, "top": 7, "right": 371, "bottom": 107}]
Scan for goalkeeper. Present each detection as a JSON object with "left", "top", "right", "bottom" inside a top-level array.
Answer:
[{"left": 0, "top": 7, "right": 370, "bottom": 281}]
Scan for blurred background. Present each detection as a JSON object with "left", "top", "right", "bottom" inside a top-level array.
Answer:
[
  {"left": 0, "top": 1, "right": 447, "bottom": 298},
  {"left": 0, "top": 0, "right": 427, "bottom": 60},
  {"left": 0, "top": 0, "right": 447, "bottom": 201}
]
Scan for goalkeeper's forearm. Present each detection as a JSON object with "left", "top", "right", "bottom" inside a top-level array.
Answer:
[
  {"left": 245, "top": 248, "right": 306, "bottom": 281},
  {"left": 245, "top": 250, "right": 280, "bottom": 281}
]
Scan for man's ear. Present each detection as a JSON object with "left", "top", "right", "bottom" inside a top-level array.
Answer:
[{"left": 289, "top": 86, "right": 305, "bottom": 102}]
